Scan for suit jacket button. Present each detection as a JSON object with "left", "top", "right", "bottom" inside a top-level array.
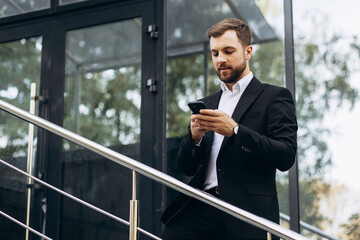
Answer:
[
  {"left": 192, "top": 149, "right": 196, "bottom": 156},
  {"left": 241, "top": 146, "right": 252, "bottom": 152}
]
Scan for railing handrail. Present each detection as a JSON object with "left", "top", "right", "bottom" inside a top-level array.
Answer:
[
  {"left": 280, "top": 213, "right": 340, "bottom": 240},
  {"left": 0, "top": 209, "right": 52, "bottom": 240},
  {"left": 0, "top": 158, "right": 161, "bottom": 240},
  {"left": 0, "top": 99, "right": 309, "bottom": 240}
]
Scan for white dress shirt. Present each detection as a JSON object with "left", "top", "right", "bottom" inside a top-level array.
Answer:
[{"left": 203, "top": 72, "right": 253, "bottom": 190}]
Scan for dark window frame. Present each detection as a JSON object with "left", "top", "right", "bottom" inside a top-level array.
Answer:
[
  {"left": 0, "top": 0, "right": 166, "bottom": 239},
  {"left": 0, "top": 0, "right": 299, "bottom": 238}
]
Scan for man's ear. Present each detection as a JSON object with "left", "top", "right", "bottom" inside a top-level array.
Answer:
[{"left": 246, "top": 45, "right": 253, "bottom": 60}]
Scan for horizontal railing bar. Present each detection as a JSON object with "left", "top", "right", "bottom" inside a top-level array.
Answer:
[
  {"left": 0, "top": 210, "right": 52, "bottom": 240},
  {"left": 0, "top": 99, "right": 309, "bottom": 240},
  {"left": 280, "top": 213, "right": 340, "bottom": 240},
  {"left": 0, "top": 158, "right": 161, "bottom": 240},
  {"left": 0, "top": 158, "right": 129, "bottom": 225},
  {"left": 138, "top": 228, "right": 162, "bottom": 240}
]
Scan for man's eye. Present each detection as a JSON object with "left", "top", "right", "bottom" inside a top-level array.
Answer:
[
  {"left": 212, "top": 52, "right": 218, "bottom": 57},
  {"left": 226, "top": 51, "right": 234, "bottom": 54}
]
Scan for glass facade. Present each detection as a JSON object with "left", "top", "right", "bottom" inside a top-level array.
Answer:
[
  {"left": 0, "top": 1, "right": 49, "bottom": 18},
  {"left": 293, "top": 0, "right": 360, "bottom": 238},
  {"left": 0, "top": 0, "right": 359, "bottom": 239},
  {"left": 0, "top": 37, "right": 42, "bottom": 239},
  {"left": 63, "top": 19, "right": 141, "bottom": 147},
  {"left": 61, "top": 18, "right": 142, "bottom": 239}
]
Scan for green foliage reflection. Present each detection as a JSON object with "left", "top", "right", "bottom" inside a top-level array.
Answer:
[{"left": 0, "top": 38, "right": 41, "bottom": 158}]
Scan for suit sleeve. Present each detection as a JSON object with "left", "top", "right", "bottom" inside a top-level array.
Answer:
[
  {"left": 232, "top": 87, "right": 297, "bottom": 171},
  {"left": 176, "top": 128, "right": 207, "bottom": 176}
]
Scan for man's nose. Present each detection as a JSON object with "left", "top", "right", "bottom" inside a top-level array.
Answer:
[{"left": 217, "top": 53, "right": 227, "bottom": 64}]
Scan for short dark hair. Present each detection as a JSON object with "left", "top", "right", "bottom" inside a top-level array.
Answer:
[{"left": 206, "top": 18, "right": 252, "bottom": 46}]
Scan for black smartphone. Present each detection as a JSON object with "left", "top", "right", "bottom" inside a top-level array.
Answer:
[{"left": 188, "top": 101, "right": 206, "bottom": 114}]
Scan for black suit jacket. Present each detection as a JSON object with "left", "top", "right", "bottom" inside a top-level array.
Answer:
[{"left": 162, "top": 77, "right": 298, "bottom": 239}]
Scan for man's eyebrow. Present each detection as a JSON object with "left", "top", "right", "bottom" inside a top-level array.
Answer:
[
  {"left": 211, "top": 46, "right": 236, "bottom": 52},
  {"left": 223, "top": 46, "right": 236, "bottom": 50}
]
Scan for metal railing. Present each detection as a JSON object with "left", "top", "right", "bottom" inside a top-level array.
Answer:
[
  {"left": 0, "top": 158, "right": 160, "bottom": 240},
  {"left": 0, "top": 209, "right": 52, "bottom": 240},
  {"left": 280, "top": 213, "right": 340, "bottom": 240},
  {"left": 0, "top": 98, "right": 311, "bottom": 240}
]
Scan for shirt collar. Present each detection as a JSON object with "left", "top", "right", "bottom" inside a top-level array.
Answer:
[{"left": 220, "top": 71, "right": 253, "bottom": 94}]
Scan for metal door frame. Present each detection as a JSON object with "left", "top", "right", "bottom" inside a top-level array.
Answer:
[{"left": 0, "top": 0, "right": 166, "bottom": 239}]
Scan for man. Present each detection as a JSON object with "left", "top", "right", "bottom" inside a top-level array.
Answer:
[{"left": 161, "top": 18, "right": 297, "bottom": 240}]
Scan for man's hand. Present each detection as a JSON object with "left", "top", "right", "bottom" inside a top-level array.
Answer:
[
  {"left": 191, "top": 109, "right": 238, "bottom": 142},
  {"left": 190, "top": 113, "right": 208, "bottom": 144}
]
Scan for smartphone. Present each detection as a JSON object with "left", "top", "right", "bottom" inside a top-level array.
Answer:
[{"left": 188, "top": 101, "right": 206, "bottom": 114}]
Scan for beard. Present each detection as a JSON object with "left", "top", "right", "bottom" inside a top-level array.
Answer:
[{"left": 216, "top": 62, "right": 246, "bottom": 84}]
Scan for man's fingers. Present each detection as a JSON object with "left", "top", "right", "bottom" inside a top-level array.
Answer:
[
  {"left": 199, "top": 109, "right": 220, "bottom": 116},
  {"left": 194, "top": 114, "right": 219, "bottom": 123}
]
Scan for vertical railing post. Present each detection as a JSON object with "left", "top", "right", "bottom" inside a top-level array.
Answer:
[
  {"left": 267, "top": 232, "right": 272, "bottom": 240},
  {"left": 26, "top": 83, "right": 37, "bottom": 240},
  {"left": 284, "top": 0, "right": 301, "bottom": 233},
  {"left": 129, "top": 171, "right": 139, "bottom": 240}
]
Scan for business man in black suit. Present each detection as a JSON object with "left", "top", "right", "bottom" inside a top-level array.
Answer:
[{"left": 161, "top": 18, "right": 297, "bottom": 240}]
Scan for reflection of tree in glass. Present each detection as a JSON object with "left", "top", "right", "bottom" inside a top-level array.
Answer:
[
  {"left": 166, "top": 55, "right": 208, "bottom": 138},
  {"left": 253, "top": 34, "right": 359, "bottom": 232},
  {"left": 0, "top": 38, "right": 41, "bottom": 158},
  {"left": 63, "top": 66, "right": 141, "bottom": 148}
]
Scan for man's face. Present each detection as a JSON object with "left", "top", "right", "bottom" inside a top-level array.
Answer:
[{"left": 210, "top": 30, "right": 252, "bottom": 85}]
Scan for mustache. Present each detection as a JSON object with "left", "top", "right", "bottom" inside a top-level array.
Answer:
[{"left": 217, "top": 64, "right": 231, "bottom": 69}]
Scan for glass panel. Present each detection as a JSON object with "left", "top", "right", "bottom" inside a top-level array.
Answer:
[
  {"left": 167, "top": 0, "right": 277, "bottom": 57},
  {"left": 293, "top": 0, "right": 360, "bottom": 238},
  {"left": 166, "top": 53, "right": 206, "bottom": 202},
  {"left": 0, "top": 0, "right": 50, "bottom": 18},
  {"left": 59, "top": 0, "right": 88, "bottom": 6},
  {"left": 166, "top": 0, "right": 289, "bottom": 220},
  {"left": 0, "top": 37, "right": 42, "bottom": 239},
  {"left": 61, "top": 18, "right": 141, "bottom": 240}
]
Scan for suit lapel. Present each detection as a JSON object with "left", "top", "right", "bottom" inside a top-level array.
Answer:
[
  {"left": 204, "top": 89, "right": 222, "bottom": 109},
  {"left": 220, "top": 77, "right": 264, "bottom": 151},
  {"left": 231, "top": 77, "right": 263, "bottom": 122},
  {"left": 200, "top": 78, "right": 264, "bottom": 157}
]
